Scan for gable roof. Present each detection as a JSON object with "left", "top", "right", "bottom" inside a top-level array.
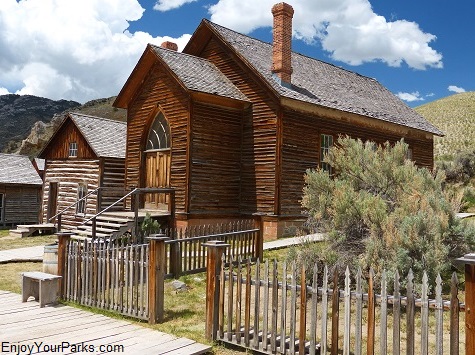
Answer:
[
  {"left": 114, "top": 44, "right": 249, "bottom": 108},
  {"left": 68, "top": 113, "right": 126, "bottom": 159},
  {"left": 150, "top": 45, "right": 249, "bottom": 102},
  {"left": 190, "top": 20, "right": 443, "bottom": 136},
  {"left": 0, "top": 153, "right": 42, "bottom": 186},
  {"left": 39, "top": 113, "right": 127, "bottom": 159}
]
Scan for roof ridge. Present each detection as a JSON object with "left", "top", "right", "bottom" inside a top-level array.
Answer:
[
  {"left": 0, "top": 152, "right": 29, "bottom": 159},
  {"left": 204, "top": 19, "right": 378, "bottom": 83},
  {"left": 69, "top": 112, "right": 126, "bottom": 125},
  {"left": 150, "top": 43, "right": 216, "bottom": 66}
]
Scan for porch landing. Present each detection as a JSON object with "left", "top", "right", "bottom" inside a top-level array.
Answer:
[
  {"left": 0, "top": 290, "right": 211, "bottom": 354},
  {"left": 102, "top": 209, "right": 170, "bottom": 218}
]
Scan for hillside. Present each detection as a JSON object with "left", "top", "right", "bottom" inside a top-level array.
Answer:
[
  {"left": 2, "top": 96, "right": 126, "bottom": 157},
  {"left": 415, "top": 92, "right": 475, "bottom": 159},
  {"left": 0, "top": 94, "right": 80, "bottom": 153}
]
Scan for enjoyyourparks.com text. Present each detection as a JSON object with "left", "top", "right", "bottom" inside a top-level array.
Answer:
[{"left": 1, "top": 341, "right": 125, "bottom": 354}]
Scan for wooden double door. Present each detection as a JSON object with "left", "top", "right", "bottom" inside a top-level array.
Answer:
[{"left": 144, "top": 149, "right": 171, "bottom": 209}]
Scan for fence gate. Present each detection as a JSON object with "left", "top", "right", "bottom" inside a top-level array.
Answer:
[{"left": 63, "top": 240, "right": 150, "bottom": 321}]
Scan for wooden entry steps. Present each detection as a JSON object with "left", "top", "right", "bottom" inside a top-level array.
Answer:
[
  {"left": 72, "top": 210, "right": 171, "bottom": 240},
  {"left": 72, "top": 213, "right": 135, "bottom": 239},
  {"left": 0, "top": 290, "right": 211, "bottom": 354},
  {"left": 9, "top": 223, "right": 56, "bottom": 238}
]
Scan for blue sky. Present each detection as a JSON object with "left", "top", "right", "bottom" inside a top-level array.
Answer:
[{"left": 0, "top": 0, "right": 472, "bottom": 107}]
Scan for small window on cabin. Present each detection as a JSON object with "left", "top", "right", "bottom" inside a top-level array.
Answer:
[
  {"left": 76, "top": 184, "right": 87, "bottom": 215},
  {"left": 320, "top": 134, "right": 333, "bottom": 174},
  {"left": 0, "top": 193, "right": 4, "bottom": 222},
  {"left": 146, "top": 112, "right": 170, "bottom": 151},
  {"left": 69, "top": 142, "right": 78, "bottom": 157},
  {"left": 406, "top": 148, "right": 413, "bottom": 161}
]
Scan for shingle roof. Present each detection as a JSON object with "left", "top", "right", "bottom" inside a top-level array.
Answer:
[
  {"left": 0, "top": 153, "right": 42, "bottom": 186},
  {"left": 69, "top": 113, "right": 126, "bottom": 159},
  {"left": 150, "top": 44, "right": 249, "bottom": 102},
  {"left": 205, "top": 20, "right": 443, "bottom": 136}
]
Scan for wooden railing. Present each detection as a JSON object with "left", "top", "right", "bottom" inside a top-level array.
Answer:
[
  {"left": 50, "top": 186, "right": 128, "bottom": 231},
  {"left": 164, "top": 221, "right": 261, "bottom": 278},
  {"left": 205, "top": 249, "right": 469, "bottom": 355},
  {"left": 56, "top": 220, "right": 261, "bottom": 324},
  {"left": 63, "top": 239, "right": 149, "bottom": 320}
]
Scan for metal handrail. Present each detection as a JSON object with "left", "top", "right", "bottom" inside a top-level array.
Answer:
[
  {"left": 82, "top": 188, "right": 138, "bottom": 225},
  {"left": 49, "top": 187, "right": 101, "bottom": 222}
]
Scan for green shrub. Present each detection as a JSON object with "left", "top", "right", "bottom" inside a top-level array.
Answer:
[
  {"left": 300, "top": 137, "right": 475, "bottom": 289},
  {"left": 140, "top": 212, "right": 160, "bottom": 238}
]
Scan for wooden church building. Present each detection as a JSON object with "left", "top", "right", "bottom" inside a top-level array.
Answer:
[
  {"left": 38, "top": 113, "right": 126, "bottom": 230},
  {"left": 114, "top": 3, "right": 442, "bottom": 239}
]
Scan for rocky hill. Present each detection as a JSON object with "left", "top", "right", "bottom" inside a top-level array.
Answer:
[
  {"left": 415, "top": 91, "right": 475, "bottom": 159},
  {"left": 0, "top": 94, "right": 81, "bottom": 153},
  {"left": 1, "top": 95, "right": 126, "bottom": 157}
]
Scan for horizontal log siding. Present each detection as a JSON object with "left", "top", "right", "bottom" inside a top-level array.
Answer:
[
  {"left": 100, "top": 157, "right": 126, "bottom": 210},
  {"left": 126, "top": 62, "right": 189, "bottom": 213},
  {"left": 280, "top": 108, "right": 435, "bottom": 215},
  {"left": 1, "top": 184, "right": 40, "bottom": 224},
  {"left": 41, "top": 118, "right": 96, "bottom": 159},
  {"left": 190, "top": 102, "right": 242, "bottom": 213},
  {"left": 200, "top": 38, "right": 278, "bottom": 215},
  {"left": 42, "top": 160, "right": 100, "bottom": 229}
]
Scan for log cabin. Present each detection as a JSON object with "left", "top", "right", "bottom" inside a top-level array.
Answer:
[
  {"left": 114, "top": 3, "right": 442, "bottom": 239},
  {"left": 0, "top": 153, "right": 42, "bottom": 226},
  {"left": 38, "top": 113, "right": 126, "bottom": 230}
]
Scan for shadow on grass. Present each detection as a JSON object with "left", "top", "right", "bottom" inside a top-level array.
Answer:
[{"left": 164, "top": 308, "right": 196, "bottom": 321}]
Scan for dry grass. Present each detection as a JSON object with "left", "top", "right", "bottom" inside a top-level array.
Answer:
[
  {"left": 0, "top": 229, "right": 57, "bottom": 250},
  {"left": 0, "top": 262, "right": 43, "bottom": 293},
  {"left": 415, "top": 91, "right": 475, "bottom": 159}
]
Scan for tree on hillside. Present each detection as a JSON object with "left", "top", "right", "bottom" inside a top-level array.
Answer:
[{"left": 301, "top": 137, "right": 475, "bottom": 287}]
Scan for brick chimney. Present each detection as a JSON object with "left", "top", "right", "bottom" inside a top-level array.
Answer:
[
  {"left": 271, "top": 2, "right": 294, "bottom": 85},
  {"left": 161, "top": 41, "right": 178, "bottom": 51}
]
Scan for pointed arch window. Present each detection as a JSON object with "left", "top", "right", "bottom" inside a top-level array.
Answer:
[{"left": 146, "top": 112, "right": 170, "bottom": 151}]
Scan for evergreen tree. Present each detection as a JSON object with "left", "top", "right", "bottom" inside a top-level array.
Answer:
[{"left": 302, "top": 137, "right": 475, "bottom": 287}]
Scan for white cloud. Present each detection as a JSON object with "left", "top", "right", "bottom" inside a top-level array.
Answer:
[
  {"left": 153, "top": 0, "right": 198, "bottom": 11},
  {"left": 208, "top": 0, "right": 443, "bottom": 70},
  {"left": 448, "top": 85, "right": 466, "bottom": 93},
  {"left": 0, "top": 0, "right": 190, "bottom": 103},
  {"left": 396, "top": 91, "right": 424, "bottom": 102},
  {"left": 0, "top": 87, "right": 10, "bottom": 95}
]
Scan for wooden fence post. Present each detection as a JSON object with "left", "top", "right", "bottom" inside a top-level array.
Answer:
[
  {"left": 169, "top": 241, "right": 181, "bottom": 278},
  {"left": 56, "top": 232, "right": 73, "bottom": 298},
  {"left": 57, "top": 214, "right": 62, "bottom": 232},
  {"left": 204, "top": 240, "right": 230, "bottom": 341},
  {"left": 255, "top": 219, "right": 263, "bottom": 261},
  {"left": 456, "top": 253, "right": 475, "bottom": 355},
  {"left": 147, "top": 234, "right": 169, "bottom": 324}
]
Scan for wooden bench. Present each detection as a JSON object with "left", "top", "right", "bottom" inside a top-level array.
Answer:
[{"left": 22, "top": 272, "right": 62, "bottom": 307}]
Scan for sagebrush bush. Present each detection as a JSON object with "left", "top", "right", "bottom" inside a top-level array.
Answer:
[{"left": 299, "top": 137, "right": 475, "bottom": 289}]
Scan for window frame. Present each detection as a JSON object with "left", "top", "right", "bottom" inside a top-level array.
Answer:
[
  {"left": 320, "top": 133, "right": 334, "bottom": 174},
  {"left": 0, "top": 193, "right": 4, "bottom": 222},
  {"left": 76, "top": 183, "right": 87, "bottom": 215},
  {"left": 69, "top": 142, "right": 78, "bottom": 157},
  {"left": 145, "top": 112, "right": 171, "bottom": 152}
]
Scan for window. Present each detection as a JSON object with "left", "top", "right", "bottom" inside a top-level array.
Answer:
[
  {"left": 146, "top": 112, "right": 170, "bottom": 151},
  {"left": 320, "top": 134, "right": 333, "bottom": 173},
  {"left": 76, "top": 184, "right": 87, "bottom": 215},
  {"left": 406, "top": 147, "right": 413, "bottom": 161},
  {"left": 69, "top": 142, "right": 78, "bottom": 157},
  {"left": 0, "top": 193, "right": 4, "bottom": 222}
]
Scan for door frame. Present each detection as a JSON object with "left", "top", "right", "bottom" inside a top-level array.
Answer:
[{"left": 47, "top": 182, "right": 58, "bottom": 222}]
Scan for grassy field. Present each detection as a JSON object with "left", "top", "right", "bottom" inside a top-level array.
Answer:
[
  {"left": 0, "top": 229, "right": 57, "bottom": 250},
  {"left": 415, "top": 91, "right": 475, "bottom": 159}
]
